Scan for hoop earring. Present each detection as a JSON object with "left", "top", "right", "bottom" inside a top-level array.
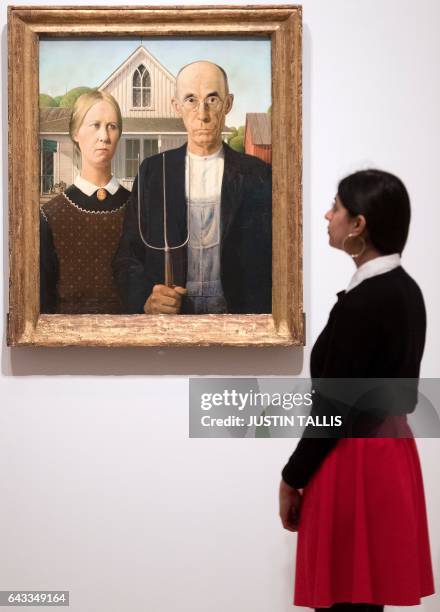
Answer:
[{"left": 342, "top": 233, "right": 366, "bottom": 259}]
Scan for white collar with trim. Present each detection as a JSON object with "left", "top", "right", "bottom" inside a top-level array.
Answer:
[
  {"left": 74, "top": 174, "right": 120, "bottom": 197},
  {"left": 346, "top": 253, "right": 401, "bottom": 293}
]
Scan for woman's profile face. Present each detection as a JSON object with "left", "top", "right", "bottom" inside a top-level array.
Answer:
[
  {"left": 325, "top": 195, "right": 356, "bottom": 250},
  {"left": 73, "top": 100, "right": 120, "bottom": 169}
]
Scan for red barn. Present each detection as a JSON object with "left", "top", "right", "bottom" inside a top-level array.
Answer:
[{"left": 244, "top": 113, "right": 272, "bottom": 164}]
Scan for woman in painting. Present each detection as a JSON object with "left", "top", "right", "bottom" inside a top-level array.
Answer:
[
  {"left": 40, "top": 91, "right": 130, "bottom": 314},
  {"left": 279, "top": 170, "right": 434, "bottom": 611}
]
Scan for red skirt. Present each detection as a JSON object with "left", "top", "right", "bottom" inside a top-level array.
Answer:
[{"left": 294, "top": 432, "right": 435, "bottom": 608}]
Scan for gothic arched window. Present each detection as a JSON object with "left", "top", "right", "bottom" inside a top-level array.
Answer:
[{"left": 132, "top": 64, "right": 151, "bottom": 108}]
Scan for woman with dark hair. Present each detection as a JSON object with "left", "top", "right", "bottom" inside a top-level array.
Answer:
[{"left": 279, "top": 170, "right": 434, "bottom": 611}]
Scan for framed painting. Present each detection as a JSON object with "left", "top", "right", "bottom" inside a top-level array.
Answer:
[{"left": 7, "top": 5, "right": 303, "bottom": 347}]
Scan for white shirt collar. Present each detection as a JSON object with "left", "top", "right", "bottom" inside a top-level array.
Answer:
[
  {"left": 187, "top": 146, "right": 224, "bottom": 162},
  {"left": 74, "top": 174, "right": 120, "bottom": 197},
  {"left": 346, "top": 253, "right": 401, "bottom": 293}
]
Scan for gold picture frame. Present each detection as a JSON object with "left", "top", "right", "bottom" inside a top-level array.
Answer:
[{"left": 7, "top": 4, "right": 303, "bottom": 347}]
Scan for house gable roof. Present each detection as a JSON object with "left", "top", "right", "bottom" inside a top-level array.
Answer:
[{"left": 98, "top": 45, "right": 176, "bottom": 91}]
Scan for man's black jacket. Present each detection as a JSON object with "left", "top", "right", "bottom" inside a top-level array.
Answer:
[{"left": 112, "top": 143, "right": 272, "bottom": 314}]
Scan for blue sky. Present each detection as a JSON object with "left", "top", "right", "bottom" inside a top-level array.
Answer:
[{"left": 39, "top": 38, "right": 271, "bottom": 128}]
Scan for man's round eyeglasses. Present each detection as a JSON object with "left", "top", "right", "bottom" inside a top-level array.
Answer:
[{"left": 181, "top": 95, "right": 224, "bottom": 112}]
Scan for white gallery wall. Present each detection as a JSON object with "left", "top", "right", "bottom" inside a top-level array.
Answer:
[{"left": 1, "top": 0, "right": 439, "bottom": 610}]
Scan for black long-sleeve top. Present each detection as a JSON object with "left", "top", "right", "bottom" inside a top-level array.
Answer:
[{"left": 282, "top": 266, "right": 426, "bottom": 489}]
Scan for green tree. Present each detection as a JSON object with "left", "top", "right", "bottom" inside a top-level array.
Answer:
[
  {"left": 228, "top": 135, "right": 244, "bottom": 153},
  {"left": 53, "top": 95, "right": 63, "bottom": 106},
  {"left": 228, "top": 127, "right": 238, "bottom": 141},
  {"left": 59, "top": 87, "right": 94, "bottom": 108},
  {"left": 227, "top": 125, "right": 245, "bottom": 153},
  {"left": 39, "top": 93, "right": 58, "bottom": 107}
]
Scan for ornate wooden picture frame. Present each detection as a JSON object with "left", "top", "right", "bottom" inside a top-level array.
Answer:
[{"left": 7, "top": 4, "right": 303, "bottom": 347}]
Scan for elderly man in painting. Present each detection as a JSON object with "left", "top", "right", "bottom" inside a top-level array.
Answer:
[
  {"left": 40, "top": 91, "right": 130, "bottom": 314},
  {"left": 113, "top": 60, "right": 272, "bottom": 315}
]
